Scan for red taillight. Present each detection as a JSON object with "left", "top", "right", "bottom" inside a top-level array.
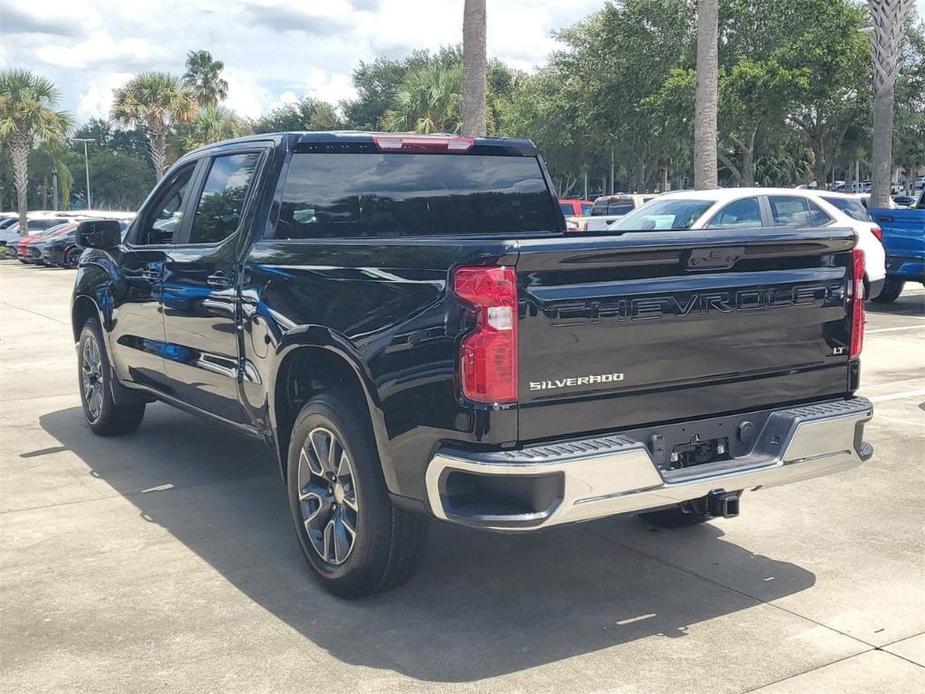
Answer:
[
  {"left": 871, "top": 225, "right": 884, "bottom": 243},
  {"left": 373, "top": 134, "right": 474, "bottom": 152},
  {"left": 850, "top": 248, "right": 865, "bottom": 358},
  {"left": 453, "top": 266, "right": 518, "bottom": 404}
]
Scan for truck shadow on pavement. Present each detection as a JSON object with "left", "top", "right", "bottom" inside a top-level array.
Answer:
[{"left": 41, "top": 405, "right": 816, "bottom": 682}]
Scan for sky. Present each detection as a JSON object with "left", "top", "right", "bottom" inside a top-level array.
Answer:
[
  {"left": 1, "top": 0, "right": 924, "bottom": 125},
  {"left": 0, "top": 0, "right": 602, "bottom": 123}
]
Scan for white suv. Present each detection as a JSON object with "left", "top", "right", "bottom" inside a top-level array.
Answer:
[{"left": 608, "top": 188, "right": 887, "bottom": 299}]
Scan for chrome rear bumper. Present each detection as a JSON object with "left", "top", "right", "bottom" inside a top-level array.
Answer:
[{"left": 425, "top": 397, "right": 873, "bottom": 531}]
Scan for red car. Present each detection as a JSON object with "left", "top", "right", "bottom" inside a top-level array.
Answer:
[
  {"left": 16, "top": 225, "right": 69, "bottom": 264},
  {"left": 558, "top": 198, "right": 594, "bottom": 231}
]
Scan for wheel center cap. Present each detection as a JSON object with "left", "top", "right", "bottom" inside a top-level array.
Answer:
[{"left": 332, "top": 483, "right": 345, "bottom": 504}]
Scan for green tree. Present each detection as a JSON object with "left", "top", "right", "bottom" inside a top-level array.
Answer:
[
  {"left": 181, "top": 105, "right": 250, "bottom": 150},
  {"left": 111, "top": 72, "right": 196, "bottom": 179},
  {"left": 342, "top": 47, "right": 461, "bottom": 130},
  {"left": 382, "top": 62, "right": 463, "bottom": 133},
  {"left": 81, "top": 149, "right": 156, "bottom": 210},
  {"left": 893, "top": 18, "right": 925, "bottom": 192},
  {"left": 502, "top": 70, "right": 596, "bottom": 196},
  {"left": 783, "top": 0, "right": 871, "bottom": 186},
  {"left": 252, "top": 97, "right": 342, "bottom": 133},
  {"left": 0, "top": 69, "right": 73, "bottom": 231},
  {"left": 182, "top": 50, "right": 229, "bottom": 108},
  {"left": 28, "top": 142, "right": 72, "bottom": 210}
]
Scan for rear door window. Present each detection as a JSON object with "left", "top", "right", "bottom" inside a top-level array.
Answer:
[
  {"left": 188, "top": 153, "right": 261, "bottom": 244},
  {"left": 768, "top": 196, "right": 832, "bottom": 227},
  {"left": 820, "top": 196, "right": 872, "bottom": 222},
  {"left": 707, "top": 197, "right": 762, "bottom": 228},
  {"left": 275, "top": 152, "right": 558, "bottom": 239}
]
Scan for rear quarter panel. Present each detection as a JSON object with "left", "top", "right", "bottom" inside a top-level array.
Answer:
[{"left": 242, "top": 237, "right": 521, "bottom": 502}]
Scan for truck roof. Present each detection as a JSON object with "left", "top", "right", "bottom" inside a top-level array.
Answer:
[{"left": 185, "top": 131, "right": 538, "bottom": 157}]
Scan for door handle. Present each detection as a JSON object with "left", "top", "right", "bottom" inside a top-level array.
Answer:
[
  {"left": 142, "top": 269, "right": 162, "bottom": 282},
  {"left": 207, "top": 271, "right": 232, "bottom": 289}
]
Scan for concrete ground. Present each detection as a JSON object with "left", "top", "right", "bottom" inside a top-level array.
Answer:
[{"left": 1, "top": 261, "right": 923, "bottom": 694}]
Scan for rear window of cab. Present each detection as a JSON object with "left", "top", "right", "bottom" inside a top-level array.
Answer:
[{"left": 274, "top": 152, "right": 560, "bottom": 239}]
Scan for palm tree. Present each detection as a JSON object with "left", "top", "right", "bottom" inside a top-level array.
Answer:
[
  {"left": 0, "top": 69, "right": 72, "bottom": 232},
  {"left": 461, "top": 0, "right": 487, "bottom": 137},
  {"left": 111, "top": 72, "right": 196, "bottom": 179},
  {"left": 867, "top": 0, "right": 915, "bottom": 207},
  {"left": 182, "top": 106, "right": 250, "bottom": 150},
  {"left": 182, "top": 50, "right": 229, "bottom": 108},
  {"left": 693, "top": 0, "right": 719, "bottom": 189},
  {"left": 383, "top": 63, "right": 463, "bottom": 134}
]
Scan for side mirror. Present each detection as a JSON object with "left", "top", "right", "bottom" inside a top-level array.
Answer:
[{"left": 76, "top": 220, "right": 122, "bottom": 250}]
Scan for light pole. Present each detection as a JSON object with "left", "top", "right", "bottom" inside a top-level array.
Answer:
[{"left": 73, "top": 138, "right": 93, "bottom": 210}]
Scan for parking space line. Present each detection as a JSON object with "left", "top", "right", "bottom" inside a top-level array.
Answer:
[
  {"left": 869, "top": 388, "right": 925, "bottom": 403},
  {"left": 867, "top": 325, "right": 925, "bottom": 334}
]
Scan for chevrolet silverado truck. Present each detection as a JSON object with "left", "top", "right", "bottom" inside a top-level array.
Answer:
[
  {"left": 71, "top": 132, "right": 873, "bottom": 597},
  {"left": 869, "top": 187, "right": 925, "bottom": 303}
]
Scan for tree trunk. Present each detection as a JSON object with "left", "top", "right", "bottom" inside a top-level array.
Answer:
[
  {"left": 147, "top": 121, "right": 168, "bottom": 180},
  {"left": 868, "top": 0, "right": 915, "bottom": 206},
  {"left": 10, "top": 136, "right": 30, "bottom": 234},
  {"left": 693, "top": 0, "right": 718, "bottom": 190},
  {"left": 812, "top": 143, "right": 826, "bottom": 189},
  {"left": 461, "top": 0, "right": 487, "bottom": 137},
  {"left": 870, "top": 83, "right": 895, "bottom": 207}
]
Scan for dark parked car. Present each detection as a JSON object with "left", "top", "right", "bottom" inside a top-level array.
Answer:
[
  {"left": 44, "top": 220, "right": 130, "bottom": 268},
  {"left": 71, "top": 131, "right": 874, "bottom": 597}
]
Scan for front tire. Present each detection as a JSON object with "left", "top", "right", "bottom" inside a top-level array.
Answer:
[
  {"left": 287, "top": 393, "right": 428, "bottom": 598},
  {"left": 65, "top": 247, "right": 82, "bottom": 269},
  {"left": 872, "top": 278, "right": 904, "bottom": 304},
  {"left": 78, "top": 318, "right": 146, "bottom": 435}
]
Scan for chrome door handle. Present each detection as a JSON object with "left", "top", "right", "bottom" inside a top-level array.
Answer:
[
  {"left": 142, "top": 269, "right": 162, "bottom": 282},
  {"left": 207, "top": 271, "right": 231, "bottom": 289}
]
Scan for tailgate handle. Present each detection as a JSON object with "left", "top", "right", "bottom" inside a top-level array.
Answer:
[
  {"left": 876, "top": 215, "right": 894, "bottom": 223},
  {"left": 685, "top": 246, "right": 745, "bottom": 271}
]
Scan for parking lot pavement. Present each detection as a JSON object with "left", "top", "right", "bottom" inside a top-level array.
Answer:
[{"left": 1, "top": 261, "right": 923, "bottom": 693}]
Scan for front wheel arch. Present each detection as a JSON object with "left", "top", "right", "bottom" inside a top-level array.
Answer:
[{"left": 72, "top": 295, "right": 102, "bottom": 343}]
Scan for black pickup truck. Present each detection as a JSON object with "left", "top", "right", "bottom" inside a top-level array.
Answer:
[{"left": 72, "top": 132, "right": 873, "bottom": 597}]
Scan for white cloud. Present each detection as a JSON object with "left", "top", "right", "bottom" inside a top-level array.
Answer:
[
  {"left": 223, "top": 69, "right": 271, "bottom": 120},
  {"left": 36, "top": 32, "right": 159, "bottom": 70},
  {"left": 304, "top": 68, "right": 357, "bottom": 105},
  {"left": 76, "top": 72, "right": 132, "bottom": 120},
  {"left": 2, "top": 0, "right": 602, "bottom": 123},
  {"left": 7, "top": 0, "right": 915, "bottom": 124}
]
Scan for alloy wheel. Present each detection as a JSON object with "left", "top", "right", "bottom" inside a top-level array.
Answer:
[
  {"left": 297, "top": 427, "right": 359, "bottom": 566},
  {"left": 81, "top": 334, "right": 104, "bottom": 422}
]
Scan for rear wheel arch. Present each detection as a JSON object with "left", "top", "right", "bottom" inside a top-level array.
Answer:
[{"left": 272, "top": 346, "right": 391, "bottom": 486}]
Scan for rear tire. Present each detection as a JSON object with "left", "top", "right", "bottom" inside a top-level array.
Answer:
[
  {"left": 872, "top": 278, "right": 904, "bottom": 304},
  {"left": 78, "top": 318, "right": 146, "bottom": 435},
  {"left": 287, "top": 393, "right": 428, "bottom": 598}
]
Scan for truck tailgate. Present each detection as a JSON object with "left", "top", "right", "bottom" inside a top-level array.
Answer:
[{"left": 516, "top": 228, "right": 857, "bottom": 441}]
